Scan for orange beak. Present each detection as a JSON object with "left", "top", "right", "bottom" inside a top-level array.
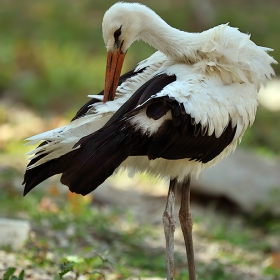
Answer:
[{"left": 104, "top": 48, "right": 126, "bottom": 102}]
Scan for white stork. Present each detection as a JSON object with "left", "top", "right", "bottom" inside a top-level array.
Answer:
[{"left": 23, "top": 2, "right": 276, "bottom": 280}]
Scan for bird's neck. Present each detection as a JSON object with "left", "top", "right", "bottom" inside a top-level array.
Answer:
[
  {"left": 133, "top": 5, "right": 276, "bottom": 87},
  {"left": 139, "top": 12, "right": 202, "bottom": 63}
]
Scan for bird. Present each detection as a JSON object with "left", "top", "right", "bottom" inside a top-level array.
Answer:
[{"left": 23, "top": 2, "right": 277, "bottom": 280}]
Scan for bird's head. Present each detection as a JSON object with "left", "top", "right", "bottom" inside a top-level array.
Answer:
[{"left": 102, "top": 2, "right": 144, "bottom": 101}]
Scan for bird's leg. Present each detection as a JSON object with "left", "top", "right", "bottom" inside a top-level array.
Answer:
[
  {"left": 162, "top": 178, "right": 177, "bottom": 280},
  {"left": 179, "top": 177, "right": 196, "bottom": 280}
]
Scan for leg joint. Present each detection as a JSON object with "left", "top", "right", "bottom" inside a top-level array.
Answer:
[
  {"left": 163, "top": 210, "right": 176, "bottom": 232},
  {"left": 179, "top": 210, "right": 193, "bottom": 230}
]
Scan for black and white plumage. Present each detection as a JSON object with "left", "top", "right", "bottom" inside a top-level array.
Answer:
[
  {"left": 23, "top": 3, "right": 276, "bottom": 280},
  {"left": 24, "top": 49, "right": 275, "bottom": 193}
]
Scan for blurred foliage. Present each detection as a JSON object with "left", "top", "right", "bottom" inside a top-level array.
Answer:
[
  {"left": 0, "top": 0, "right": 279, "bottom": 113},
  {"left": 1, "top": 267, "right": 24, "bottom": 280},
  {"left": 241, "top": 106, "right": 280, "bottom": 155}
]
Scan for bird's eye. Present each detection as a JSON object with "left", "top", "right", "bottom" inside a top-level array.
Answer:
[{"left": 114, "top": 26, "right": 122, "bottom": 43}]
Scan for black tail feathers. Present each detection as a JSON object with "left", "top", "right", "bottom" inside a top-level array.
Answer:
[
  {"left": 23, "top": 122, "right": 142, "bottom": 196},
  {"left": 23, "top": 148, "right": 79, "bottom": 196}
]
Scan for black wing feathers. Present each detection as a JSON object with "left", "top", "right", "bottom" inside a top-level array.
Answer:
[
  {"left": 60, "top": 124, "right": 147, "bottom": 195},
  {"left": 146, "top": 102, "right": 169, "bottom": 120},
  {"left": 141, "top": 96, "right": 236, "bottom": 162},
  {"left": 147, "top": 120, "right": 179, "bottom": 160},
  {"left": 23, "top": 150, "right": 78, "bottom": 195},
  {"left": 58, "top": 74, "right": 176, "bottom": 195}
]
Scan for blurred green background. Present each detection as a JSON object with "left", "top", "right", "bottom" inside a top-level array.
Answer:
[
  {"left": 1, "top": 0, "right": 280, "bottom": 112},
  {"left": 0, "top": 0, "right": 280, "bottom": 279}
]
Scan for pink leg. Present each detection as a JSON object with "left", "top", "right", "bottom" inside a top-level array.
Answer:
[
  {"left": 179, "top": 177, "right": 196, "bottom": 280},
  {"left": 162, "top": 178, "right": 177, "bottom": 280}
]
